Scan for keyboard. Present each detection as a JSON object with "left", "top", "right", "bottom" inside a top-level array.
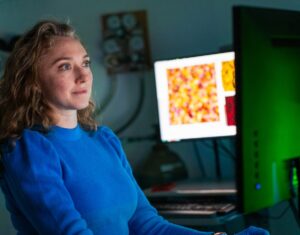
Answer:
[{"left": 152, "top": 202, "right": 236, "bottom": 216}]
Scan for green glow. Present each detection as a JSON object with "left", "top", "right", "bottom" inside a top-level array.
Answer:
[
  {"left": 235, "top": 7, "right": 300, "bottom": 214},
  {"left": 292, "top": 167, "right": 299, "bottom": 196}
]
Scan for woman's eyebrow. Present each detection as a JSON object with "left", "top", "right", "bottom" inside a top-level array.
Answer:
[
  {"left": 51, "top": 57, "right": 72, "bottom": 66},
  {"left": 51, "top": 54, "right": 90, "bottom": 66}
]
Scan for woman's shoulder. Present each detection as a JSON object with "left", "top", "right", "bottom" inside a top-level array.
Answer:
[
  {"left": 93, "top": 125, "right": 123, "bottom": 150},
  {"left": 0, "top": 129, "right": 57, "bottom": 169},
  {"left": 94, "top": 125, "right": 117, "bottom": 139},
  {"left": 1, "top": 128, "right": 51, "bottom": 153},
  {"left": 23, "top": 127, "right": 48, "bottom": 137},
  {"left": 22, "top": 128, "right": 52, "bottom": 145}
]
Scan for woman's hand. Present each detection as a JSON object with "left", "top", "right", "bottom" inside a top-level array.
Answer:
[{"left": 235, "top": 226, "right": 270, "bottom": 235}]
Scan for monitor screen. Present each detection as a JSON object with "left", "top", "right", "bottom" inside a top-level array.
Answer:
[
  {"left": 154, "top": 52, "right": 236, "bottom": 142},
  {"left": 234, "top": 6, "right": 300, "bottom": 214}
]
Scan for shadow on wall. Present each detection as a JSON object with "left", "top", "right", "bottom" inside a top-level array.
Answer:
[{"left": 0, "top": 192, "right": 16, "bottom": 234}]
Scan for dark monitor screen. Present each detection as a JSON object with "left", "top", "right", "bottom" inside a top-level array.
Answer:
[{"left": 233, "top": 6, "right": 300, "bottom": 214}]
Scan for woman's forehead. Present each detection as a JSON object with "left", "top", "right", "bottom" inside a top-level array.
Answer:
[{"left": 40, "top": 37, "right": 87, "bottom": 60}]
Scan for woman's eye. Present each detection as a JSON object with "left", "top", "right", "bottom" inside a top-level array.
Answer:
[
  {"left": 83, "top": 60, "right": 91, "bottom": 68},
  {"left": 58, "top": 63, "right": 71, "bottom": 71}
]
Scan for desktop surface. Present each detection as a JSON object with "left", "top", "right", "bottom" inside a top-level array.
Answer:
[{"left": 145, "top": 180, "right": 237, "bottom": 218}]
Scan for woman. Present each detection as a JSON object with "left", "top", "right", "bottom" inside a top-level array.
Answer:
[{"left": 0, "top": 20, "right": 269, "bottom": 235}]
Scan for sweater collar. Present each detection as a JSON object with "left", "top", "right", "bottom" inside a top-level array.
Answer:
[{"left": 47, "top": 125, "right": 82, "bottom": 141}]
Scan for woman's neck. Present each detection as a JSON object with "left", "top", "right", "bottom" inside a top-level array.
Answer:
[{"left": 54, "top": 110, "right": 78, "bottom": 128}]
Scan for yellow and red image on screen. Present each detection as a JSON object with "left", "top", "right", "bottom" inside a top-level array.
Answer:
[
  {"left": 167, "top": 60, "right": 235, "bottom": 126},
  {"left": 222, "top": 60, "right": 235, "bottom": 92},
  {"left": 222, "top": 60, "right": 235, "bottom": 126}
]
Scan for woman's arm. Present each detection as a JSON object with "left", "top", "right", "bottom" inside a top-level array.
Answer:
[
  {"left": 1, "top": 130, "right": 93, "bottom": 235},
  {"left": 103, "top": 126, "right": 213, "bottom": 235}
]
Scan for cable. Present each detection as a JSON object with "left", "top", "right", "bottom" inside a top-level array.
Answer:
[
  {"left": 199, "top": 138, "right": 236, "bottom": 160},
  {"left": 256, "top": 204, "right": 290, "bottom": 220},
  {"left": 115, "top": 70, "right": 146, "bottom": 135},
  {"left": 119, "top": 124, "right": 161, "bottom": 144},
  {"left": 94, "top": 73, "right": 118, "bottom": 118},
  {"left": 120, "top": 133, "right": 155, "bottom": 143},
  {"left": 219, "top": 138, "right": 236, "bottom": 160},
  {"left": 192, "top": 141, "right": 207, "bottom": 178},
  {"left": 289, "top": 198, "right": 300, "bottom": 229},
  {"left": 212, "top": 139, "right": 222, "bottom": 180},
  {"left": 253, "top": 199, "right": 299, "bottom": 223}
]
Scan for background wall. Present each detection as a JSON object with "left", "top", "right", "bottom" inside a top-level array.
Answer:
[{"left": 1, "top": 0, "right": 300, "bottom": 234}]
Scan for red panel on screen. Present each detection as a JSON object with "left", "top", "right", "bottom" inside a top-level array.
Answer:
[{"left": 225, "top": 96, "right": 235, "bottom": 126}]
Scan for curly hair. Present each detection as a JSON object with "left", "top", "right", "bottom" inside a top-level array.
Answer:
[{"left": 0, "top": 20, "right": 98, "bottom": 144}]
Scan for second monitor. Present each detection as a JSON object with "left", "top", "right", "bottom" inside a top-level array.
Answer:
[{"left": 154, "top": 51, "right": 236, "bottom": 142}]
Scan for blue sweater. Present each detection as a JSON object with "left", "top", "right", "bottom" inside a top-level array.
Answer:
[{"left": 0, "top": 125, "right": 212, "bottom": 235}]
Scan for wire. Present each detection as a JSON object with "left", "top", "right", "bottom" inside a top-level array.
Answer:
[
  {"left": 289, "top": 198, "right": 300, "bottom": 229},
  {"left": 211, "top": 139, "right": 222, "bottom": 180},
  {"left": 119, "top": 124, "right": 161, "bottom": 143},
  {"left": 254, "top": 199, "right": 298, "bottom": 222},
  {"left": 219, "top": 138, "right": 236, "bottom": 160},
  {"left": 115, "top": 70, "right": 146, "bottom": 135},
  {"left": 94, "top": 73, "right": 118, "bottom": 118},
  {"left": 192, "top": 141, "right": 207, "bottom": 178},
  {"left": 120, "top": 133, "right": 155, "bottom": 143},
  {"left": 197, "top": 138, "right": 236, "bottom": 160},
  {"left": 256, "top": 204, "right": 290, "bottom": 220}
]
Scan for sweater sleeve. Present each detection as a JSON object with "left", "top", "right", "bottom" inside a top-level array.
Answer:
[
  {"left": 101, "top": 126, "right": 213, "bottom": 235},
  {"left": 1, "top": 130, "right": 93, "bottom": 235}
]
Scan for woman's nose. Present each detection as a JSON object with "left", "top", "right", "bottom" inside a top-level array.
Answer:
[{"left": 75, "top": 66, "right": 91, "bottom": 83}]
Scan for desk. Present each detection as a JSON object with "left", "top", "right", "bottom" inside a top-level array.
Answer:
[{"left": 163, "top": 212, "right": 244, "bottom": 234}]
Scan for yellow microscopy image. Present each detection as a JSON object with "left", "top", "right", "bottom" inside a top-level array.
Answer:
[
  {"left": 167, "top": 64, "right": 220, "bottom": 125},
  {"left": 222, "top": 60, "right": 235, "bottom": 91}
]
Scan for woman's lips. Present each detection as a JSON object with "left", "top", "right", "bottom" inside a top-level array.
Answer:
[{"left": 72, "top": 89, "right": 87, "bottom": 95}]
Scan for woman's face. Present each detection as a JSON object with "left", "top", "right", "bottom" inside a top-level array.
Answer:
[{"left": 38, "top": 36, "right": 93, "bottom": 116}]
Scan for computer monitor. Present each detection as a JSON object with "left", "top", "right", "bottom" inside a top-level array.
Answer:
[
  {"left": 154, "top": 51, "right": 236, "bottom": 142},
  {"left": 233, "top": 6, "right": 300, "bottom": 214}
]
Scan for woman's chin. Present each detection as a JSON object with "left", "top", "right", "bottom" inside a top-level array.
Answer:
[{"left": 77, "top": 102, "right": 90, "bottom": 111}]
